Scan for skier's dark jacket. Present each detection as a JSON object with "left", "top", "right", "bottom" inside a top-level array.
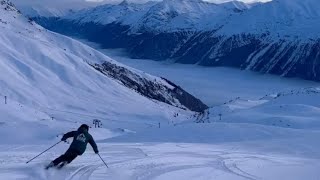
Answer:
[{"left": 62, "top": 126, "right": 98, "bottom": 155}]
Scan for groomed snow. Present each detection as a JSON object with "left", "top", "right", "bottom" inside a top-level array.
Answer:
[{"left": 1, "top": 142, "right": 320, "bottom": 180}]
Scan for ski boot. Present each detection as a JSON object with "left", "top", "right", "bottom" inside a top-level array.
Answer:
[
  {"left": 57, "top": 161, "right": 68, "bottom": 169},
  {"left": 45, "top": 162, "right": 55, "bottom": 170}
]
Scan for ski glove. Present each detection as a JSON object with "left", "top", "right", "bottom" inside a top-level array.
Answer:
[
  {"left": 94, "top": 150, "right": 99, "bottom": 154},
  {"left": 61, "top": 135, "right": 67, "bottom": 141},
  {"left": 60, "top": 131, "right": 77, "bottom": 142}
]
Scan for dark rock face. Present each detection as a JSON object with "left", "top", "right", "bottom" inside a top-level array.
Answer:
[
  {"left": 90, "top": 61, "right": 208, "bottom": 112},
  {"left": 35, "top": 17, "right": 320, "bottom": 81}
]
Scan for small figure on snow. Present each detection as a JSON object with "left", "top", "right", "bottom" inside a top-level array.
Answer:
[
  {"left": 46, "top": 124, "right": 99, "bottom": 169},
  {"left": 93, "top": 119, "right": 102, "bottom": 128}
]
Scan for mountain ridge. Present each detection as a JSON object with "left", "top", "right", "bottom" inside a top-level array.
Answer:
[{"left": 30, "top": 0, "right": 320, "bottom": 81}]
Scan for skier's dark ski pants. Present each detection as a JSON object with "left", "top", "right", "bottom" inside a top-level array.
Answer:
[{"left": 52, "top": 149, "right": 79, "bottom": 166}]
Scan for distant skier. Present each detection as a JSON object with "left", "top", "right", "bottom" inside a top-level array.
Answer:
[{"left": 46, "top": 124, "right": 99, "bottom": 169}]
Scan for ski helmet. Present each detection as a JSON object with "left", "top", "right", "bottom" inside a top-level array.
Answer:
[{"left": 79, "top": 124, "right": 89, "bottom": 131}]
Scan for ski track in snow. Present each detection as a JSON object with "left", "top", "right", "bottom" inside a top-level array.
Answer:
[
  {"left": 66, "top": 164, "right": 100, "bottom": 180},
  {"left": 0, "top": 144, "right": 319, "bottom": 180}
]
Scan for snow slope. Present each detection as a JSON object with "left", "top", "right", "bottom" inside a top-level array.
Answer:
[
  {"left": 1, "top": 85, "right": 320, "bottom": 180},
  {"left": 212, "top": 88, "right": 320, "bottom": 130},
  {"left": 219, "top": 0, "right": 320, "bottom": 38},
  {"left": 0, "top": 0, "right": 203, "bottom": 144}
]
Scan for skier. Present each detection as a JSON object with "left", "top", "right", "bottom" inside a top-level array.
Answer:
[{"left": 46, "top": 124, "right": 99, "bottom": 169}]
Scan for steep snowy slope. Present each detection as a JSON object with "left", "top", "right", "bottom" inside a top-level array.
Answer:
[
  {"left": 0, "top": 0, "right": 208, "bottom": 142},
  {"left": 2, "top": 0, "right": 208, "bottom": 112},
  {"left": 190, "top": 0, "right": 320, "bottom": 80},
  {"left": 14, "top": 6, "right": 74, "bottom": 17},
  {"left": 220, "top": 0, "right": 320, "bottom": 38}
]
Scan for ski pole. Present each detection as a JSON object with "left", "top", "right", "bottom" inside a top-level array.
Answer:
[
  {"left": 97, "top": 153, "right": 109, "bottom": 168},
  {"left": 26, "top": 141, "right": 62, "bottom": 164}
]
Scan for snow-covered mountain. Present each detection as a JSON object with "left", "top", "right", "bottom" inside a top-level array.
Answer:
[
  {"left": 36, "top": 0, "right": 249, "bottom": 33},
  {"left": 53, "top": 0, "right": 249, "bottom": 34},
  {"left": 32, "top": 0, "right": 320, "bottom": 81},
  {"left": 13, "top": 5, "right": 74, "bottom": 17},
  {"left": 129, "top": 0, "right": 247, "bottom": 32},
  {"left": 11, "top": 0, "right": 104, "bottom": 17},
  {"left": 0, "top": 0, "right": 207, "bottom": 141},
  {"left": 220, "top": 0, "right": 320, "bottom": 37},
  {"left": 65, "top": 1, "right": 157, "bottom": 27},
  {"left": 192, "top": 0, "right": 320, "bottom": 81}
]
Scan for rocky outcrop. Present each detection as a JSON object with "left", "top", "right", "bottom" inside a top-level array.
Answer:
[{"left": 90, "top": 61, "right": 208, "bottom": 112}]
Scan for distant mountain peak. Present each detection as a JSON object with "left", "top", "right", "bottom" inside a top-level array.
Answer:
[
  {"left": 119, "top": 0, "right": 129, "bottom": 6},
  {"left": 162, "top": 0, "right": 209, "bottom": 5},
  {"left": 220, "top": 0, "right": 249, "bottom": 10}
]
